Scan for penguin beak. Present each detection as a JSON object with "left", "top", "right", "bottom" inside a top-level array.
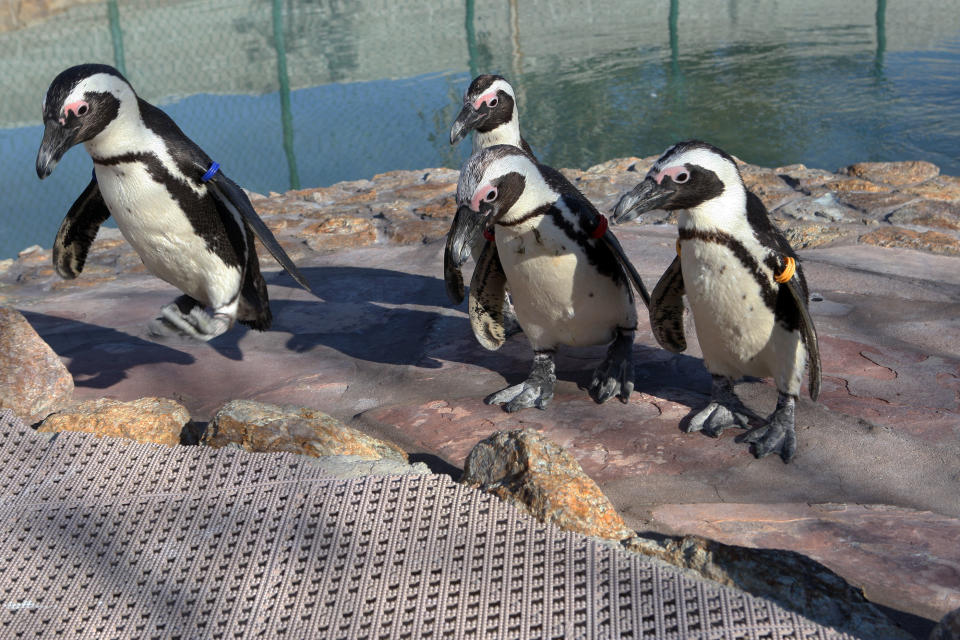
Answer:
[
  {"left": 446, "top": 204, "right": 484, "bottom": 266},
  {"left": 612, "top": 178, "right": 675, "bottom": 225},
  {"left": 449, "top": 104, "right": 485, "bottom": 145},
  {"left": 36, "top": 120, "right": 78, "bottom": 179}
]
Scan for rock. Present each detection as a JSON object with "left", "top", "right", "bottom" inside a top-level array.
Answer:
[
  {"left": 887, "top": 199, "right": 960, "bottom": 230},
  {"left": 204, "top": 399, "right": 408, "bottom": 462},
  {"left": 840, "top": 161, "right": 940, "bottom": 187},
  {"left": 461, "top": 428, "right": 632, "bottom": 541},
  {"left": 624, "top": 534, "right": 914, "bottom": 640},
  {"left": 931, "top": 608, "right": 960, "bottom": 640},
  {"left": 824, "top": 177, "right": 890, "bottom": 193},
  {"left": 901, "top": 175, "right": 960, "bottom": 202},
  {"left": 302, "top": 216, "right": 377, "bottom": 251},
  {"left": 834, "top": 190, "right": 917, "bottom": 217},
  {"left": 38, "top": 397, "right": 195, "bottom": 446},
  {"left": 781, "top": 224, "right": 851, "bottom": 249},
  {"left": 383, "top": 218, "right": 448, "bottom": 244},
  {"left": 0, "top": 306, "right": 73, "bottom": 424},
  {"left": 859, "top": 226, "right": 960, "bottom": 256},
  {"left": 774, "top": 193, "right": 857, "bottom": 222}
]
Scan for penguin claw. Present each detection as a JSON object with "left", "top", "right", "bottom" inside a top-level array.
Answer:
[
  {"left": 735, "top": 394, "right": 798, "bottom": 463},
  {"left": 684, "top": 402, "right": 750, "bottom": 436},
  {"left": 484, "top": 381, "right": 553, "bottom": 412},
  {"left": 735, "top": 420, "right": 797, "bottom": 462},
  {"left": 157, "top": 303, "right": 232, "bottom": 341},
  {"left": 588, "top": 328, "right": 635, "bottom": 404},
  {"left": 588, "top": 360, "right": 633, "bottom": 404},
  {"left": 485, "top": 351, "right": 556, "bottom": 413}
]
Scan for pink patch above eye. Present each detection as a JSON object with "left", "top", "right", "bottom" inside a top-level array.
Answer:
[
  {"left": 653, "top": 166, "right": 688, "bottom": 184},
  {"left": 470, "top": 184, "right": 496, "bottom": 211},
  {"left": 63, "top": 100, "right": 88, "bottom": 118},
  {"left": 472, "top": 91, "right": 498, "bottom": 110}
]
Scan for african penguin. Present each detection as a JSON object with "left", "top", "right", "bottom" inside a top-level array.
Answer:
[
  {"left": 36, "top": 63, "right": 313, "bottom": 341},
  {"left": 457, "top": 145, "right": 649, "bottom": 412},
  {"left": 612, "top": 140, "right": 821, "bottom": 462},
  {"left": 445, "top": 74, "right": 535, "bottom": 333}
]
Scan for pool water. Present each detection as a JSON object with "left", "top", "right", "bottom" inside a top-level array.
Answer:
[{"left": 2, "top": 0, "right": 959, "bottom": 259}]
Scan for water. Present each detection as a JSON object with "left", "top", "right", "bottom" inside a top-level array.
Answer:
[{"left": 2, "top": 0, "right": 959, "bottom": 259}]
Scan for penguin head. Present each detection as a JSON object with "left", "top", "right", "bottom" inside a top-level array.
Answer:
[
  {"left": 37, "top": 64, "right": 135, "bottom": 179},
  {"left": 464, "top": 145, "right": 553, "bottom": 223},
  {"left": 612, "top": 140, "right": 746, "bottom": 225},
  {"left": 449, "top": 145, "right": 551, "bottom": 259},
  {"left": 449, "top": 75, "right": 520, "bottom": 146}
]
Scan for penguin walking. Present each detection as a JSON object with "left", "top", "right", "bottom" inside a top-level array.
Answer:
[
  {"left": 36, "top": 64, "right": 313, "bottom": 340},
  {"left": 454, "top": 144, "right": 650, "bottom": 412},
  {"left": 612, "top": 140, "right": 821, "bottom": 462},
  {"left": 444, "top": 74, "right": 532, "bottom": 320}
]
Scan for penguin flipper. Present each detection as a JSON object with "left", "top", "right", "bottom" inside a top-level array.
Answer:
[
  {"left": 782, "top": 276, "right": 822, "bottom": 401},
  {"left": 601, "top": 230, "right": 651, "bottom": 308},
  {"left": 444, "top": 205, "right": 482, "bottom": 304},
  {"left": 53, "top": 178, "right": 111, "bottom": 279},
  {"left": 649, "top": 255, "right": 687, "bottom": 353},
  {"left": 468, "top": 241, "right": 507, "bottom": 351},
  {"left": 205, "top": 172, "right": 316, "bottom": 296},
  {"left": 443, "top": 237, "right": 465, "bottom": 304}
]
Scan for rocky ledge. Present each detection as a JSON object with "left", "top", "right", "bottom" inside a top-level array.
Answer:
[{"left": 1, "top": 156, "right": 959, "bottom": 639}]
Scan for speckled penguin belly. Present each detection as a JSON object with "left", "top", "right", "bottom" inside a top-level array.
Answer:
[{"left": 496, "top": 221, "right": 635, "bottom": 349}]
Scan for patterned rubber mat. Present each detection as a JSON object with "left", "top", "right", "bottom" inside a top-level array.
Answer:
[{"left": 0, "top": 409, "right": 853, "bottom": 639}]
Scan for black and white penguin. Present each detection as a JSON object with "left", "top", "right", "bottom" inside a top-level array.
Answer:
[
  {"left": 36, "top": 64, "right": 313, "bottom": 340},
  {"left": 612, "top": 140, "right": 821, "bottom": 462},
  {"left": 445, "top": 74, "right": 534, "bottom": 309},
  {"left": 455, "top": 145, "right": 650, "bottom": 412},
  {"left": 449, "top": 74, "right": 534, "bottom": 157}
]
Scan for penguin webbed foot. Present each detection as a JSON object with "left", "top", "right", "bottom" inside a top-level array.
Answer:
[
  {"left": 485, "top": 351, "right": 556, "bottom": 412},
  {"left": 150, "top": 296, "right": 233, "bottom": 341},
  {"left": 588, "top": 328, "right": 635, "bottom": 404},
  {"left": 685, "top": 375, "right": 753, "bottom": 437},
  {"left": 735, "top": 392, "right": 798, "bottom": 463}
]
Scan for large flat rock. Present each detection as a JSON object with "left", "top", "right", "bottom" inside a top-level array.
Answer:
[
  {"left": 7, "top": 225, "right": 959, "bottom": 625},
  {"left": 3, "top": 158, "right": 959, "bottom": 628}
]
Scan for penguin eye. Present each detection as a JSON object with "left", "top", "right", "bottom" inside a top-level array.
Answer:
[
  {"left": 484, "top": 188, "right": 498, "bottom": 202},
  {"left": 76, "top": 104, "right": 89, "bottom": 116},
  {"left": 674, "top": 171, "right": 689, "bottom": 184},
  {"left": 488, "top": 97, "right": 499, "bottom": 108}
]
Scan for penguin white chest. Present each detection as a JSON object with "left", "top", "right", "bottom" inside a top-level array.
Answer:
[
  {"left": 496, "top": 220, "right": 635, "bottom": 349},
  {"left": 95, "top": 163, "right": 241, "bottom": 307},
  {"left": 681, "top": 240, "right": 776, "bottom": 377}
]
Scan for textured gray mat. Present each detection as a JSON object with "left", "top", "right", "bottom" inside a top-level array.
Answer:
[{"left": 0, "top": 409, "right": 853, "bottom": 639}]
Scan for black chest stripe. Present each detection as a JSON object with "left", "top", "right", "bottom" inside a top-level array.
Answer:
[
  {"left": 496, "top": 203, "right": 551, "bottom": 228},
  {"left": 93, "top": 151, "right": 245, "bottom": 269},
  {"left": 679, "top": 228, "right": 777, "bottom": 310},
  {"left": 549, "top": 207, "right": 623, "bottom": 284},
  {"left": 495, "top": 205, "right": 623, "bottom": 283}
]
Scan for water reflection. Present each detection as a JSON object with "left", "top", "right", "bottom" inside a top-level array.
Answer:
[{"left": 1, "top": 0, "right": 959, "bottom": 258}]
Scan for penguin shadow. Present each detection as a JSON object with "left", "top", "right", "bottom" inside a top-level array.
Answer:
[
  {"left": 20, "top": 310, "right": 196, "bottom": 389},
  {"left": 532, "top": 343, "right": 715, "bottom": 410},
  {"left": 261, "top": 266, "right": 462, "bottom": 368}
]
